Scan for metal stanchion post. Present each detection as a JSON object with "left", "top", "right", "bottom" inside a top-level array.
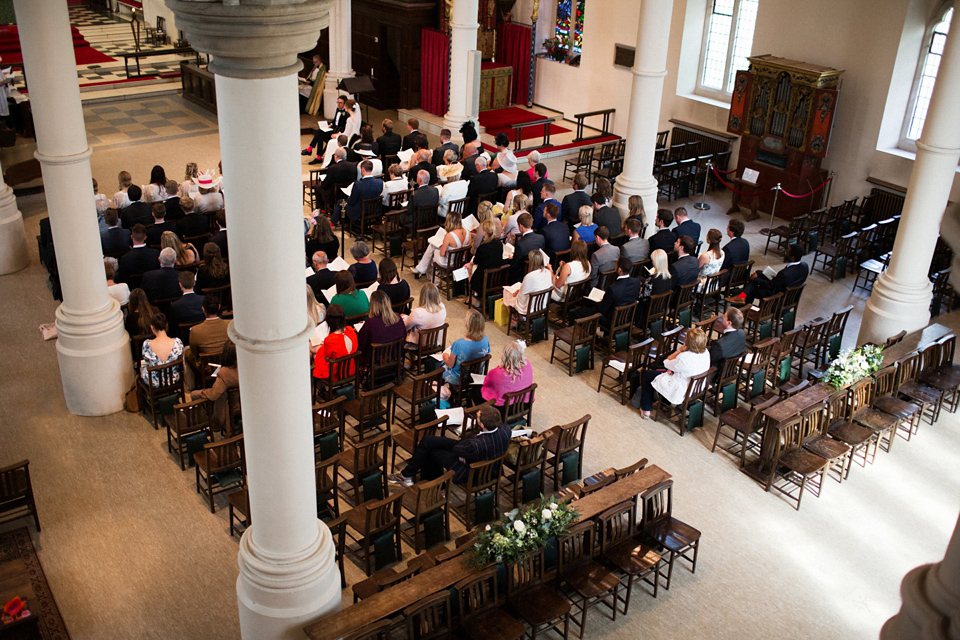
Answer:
[
  {"left": 762, "top": 183, "right": 782, "bottom": 253},
  {"left": 693, "top": 160, "right": 711, "bottom": 211}
]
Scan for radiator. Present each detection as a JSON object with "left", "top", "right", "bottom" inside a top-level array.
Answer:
[{"left": 669, "top": 126, "right": 732, "bottom": 157}]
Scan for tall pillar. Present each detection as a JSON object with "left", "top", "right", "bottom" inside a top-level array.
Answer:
[
  {"left": 323, "top": 0, "right": 354, "bottom": 120},
  {"left": 882, "top": 513, "right": 960, "bottom": 639},
  {"left": 443, "top": 0, "right": 480, "bottom": 137},
  {"left": 165, "top": 2, "right": 340, "bottom": 638},
  {"left": 859, "top": 8, "right": 960, "bottom": 345},
  {"left": 0, "top": 156, "right": 29, "bottom": 274},
  {"left": 612, "top": 0, "right": 675, "bottom": 237},
  {"left": 14, "top": 0, "right": 131, "bottom": 416}
]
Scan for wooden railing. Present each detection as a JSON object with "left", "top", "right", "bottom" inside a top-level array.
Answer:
[{"left": 572, "top": 108, "right": 615, "bottom": 142}]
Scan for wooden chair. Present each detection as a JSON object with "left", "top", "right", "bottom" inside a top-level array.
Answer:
[
  {"left": 339, "top": 431, "right": 391, "bottom": 505},
  {"left": 451, "top": 454, "right": 506, "bottom": 530},
  {"left": 454, "top": 567, "right": 526, "bottom": 640},
  {"left": 314, "top": 352, "right": 360, "bottom": 403},
  {"left": 824, "top": 387, "right": 874, "bottom": 478},
  {"left": 352, "top": 554, "right": 434, "bottom": 603},
  {"left": 447, "top": 197, "right": 468, "bottom": 218},
  {"left": 711, "top": 396, "right": 777, "bottom": 468},
  {"left": 164, "top": 398, "right": 213, "bottom": 469},
  {"left": 764, "top": 214, "right": 808, "bottom": 256},
  {"left": 367, "top": 338, "right": 404, "bottom": 389},
  {"left": 449, "top": 354, "right": 491, "bottom": 407},
  {"left": 507, "top": 287, "right": 552, "bottom": 344},
  {"left": 597, "top": 500, "right": 662, "bottom": 612},
  {"left": 392, "top": 368, "right": 443, "bottom": 430},
  {"left": 896, "top": 352, "right": 944, "bottom": 428},
  {"left": 370, "top": 209, "right": 406, "bottom": 258},
  {"left": 137, "top": 358, "right": 186, "bottom": 429},
  {"left": 549, "top": 312, "right": 601, "bottom": 376},
  {"left": 706, "top": 350, "right": 747, "bottom": 417},
  {"left": 777, "top": 284, "right": 805, "bottom": 334},
  {"left": 557, "top": 521, "right": 620, "bottom": 638},
  {"left": 314, "top": 395, "right": 347, "bottom": 462},
  {"left": 918, "top": 334, "right": 960, "bottom": 415},
  {"left": 227, "top": 488, "right": 249, "bottom": 538},
  {"left": 799, "top": 401, "right": 851, "bottom": 484},
  {"left": 597, "top": 337, "right": 655, "bottom": 405},
  {"left": 0, "top": 460, "right": 40, "bottom": 531},
  {"left": 722, "top": 261, "right": 755, "bottom": 303},
  {"left": 401, "top": 470, "right": 453, "bottom": 554},
  {"left": 672, "top": 282, "right": 697, "bottom": 328},
  {"left": 743, "top": 293, "right": 783, "bottom": 343},
  {"left": 343, "top": 490, "right": 404, "bottom": 576},
  {"left": 549, "top": 278, "right": 590, "bottom": 329},
  {"left": 343, "top": 620, "right": 393, "bottom": 640},
  {"left": 814, "top": 231, "right": 857, "bottom": 282},
  {"left": 693, "top": 270, "right": 727, "bottom": 321},
  {"left": 653, "top": 367, "right": 715, "bottom": 436},
  {"left": 638, "top": 480, "right": 701, "bottom": 590},
  {"left": 194, "top": 433, "right": 245, "bottom": 513},
  {"left": 404, "top": 324, "right": 448, "bottom": 376},
  {"left": 505, "top": 549, "right": 571, "bottom": 640},
  {"left": 345, "top": 383, "right": 395, "bottom": 443},
  {"left": 599, "top": 301, "right": 638, "bottom": 355},
  {"left": 346, "top": 197, "right": 383, "bottom": 242},
  {"left": 402, "top": 224, "right": 440, "bottom": 271},
  {"left": 502, "top": 382, "right": 537, "bottom": 428},
  {"left": 636, "top": 291, "right": 672, "bottom": 340},
  {"left": 763, "top": 414, "right": 829, "bottom": 510},
  {"left": 431, "top": 245, "right": 472, "bottom": 301},
  {"left": 502, "top": 434, "right": 547, "bottom": 508},
  {"left": 471, "top": 264, "right": 509, "bottom": 319},
  {"left": 392, "top": 296, "right": 414, "bottom": 316},
  {"left": 391, "top": 416, "right": 449, "bottom": 478},
  {"left": 544, "top": 414, "right": 590, "bottom": 489},
  {"left": 404, "top": 590, "right": 455, "bottom": 640},
  {"left": 849, "top": 376, "right": 899, "bottom": 462}
]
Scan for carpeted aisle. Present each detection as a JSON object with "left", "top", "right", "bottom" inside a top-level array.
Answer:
[
  {"left": 0, "top": 25, "right": 115, "bottom": 66},
  {"left": 0, "top": 528, "right": 70, "bottom": 639}
]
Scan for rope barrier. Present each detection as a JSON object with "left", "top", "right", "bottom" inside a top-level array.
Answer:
[
  {"left": 780, "top": 178, "right": 832, "bottom": 199},
  {"left": 712, "top": 166, "right": 737, "bottom": 175},
  {"left": 709, "top": 166, "right": 770, "bottom": 197}
]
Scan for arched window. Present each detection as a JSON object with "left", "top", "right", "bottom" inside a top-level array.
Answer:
[
  {"left": 697, "top": 0, "right": 759, "bottom": 99},
  {"left": 903, "top": 4, "right": 954, "bottom": 144}
]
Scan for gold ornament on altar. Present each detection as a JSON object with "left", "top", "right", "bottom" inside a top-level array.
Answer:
[
  {"left": 532, "top": 0, "right": 540, "bottom": 22},
  {"left": 445, "top": 0, "right": 453, "bottom": 30}
]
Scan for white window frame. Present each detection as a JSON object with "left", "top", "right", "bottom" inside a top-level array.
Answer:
[
  {"left": 899, "top": 2, "right": 954, "bottom": 152},
  {"left": 695, "top": 0, "right": 759, "bottom": 102}
]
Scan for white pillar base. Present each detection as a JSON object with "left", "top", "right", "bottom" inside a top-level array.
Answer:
[
  {"left": 54, "top": 299, "right": 133, "bottom": 416},
  {"left": 858, "top": 269, "right": 933, "bottom": 346},
  {"left": 614, "top": 174, "right": 659, "bottom": 239},
  {"left": 0, "top": 185, "right": 29, "bottom": 274}
]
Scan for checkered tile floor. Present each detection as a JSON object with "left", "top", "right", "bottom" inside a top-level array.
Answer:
[{"left": 83, "top": 95, "right": 218, "bottom": 147}]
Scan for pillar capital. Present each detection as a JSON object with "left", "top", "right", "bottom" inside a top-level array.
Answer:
[{"left": 165, "top": 0, "right": 331, "bottom": 78}]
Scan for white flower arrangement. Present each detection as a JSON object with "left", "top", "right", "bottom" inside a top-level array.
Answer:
[
  {"left": 823, "top": 344, "right": 884, "bottom": 389},
  {"left": 471, "top": 495, "right": 578, "bottom": 567}
]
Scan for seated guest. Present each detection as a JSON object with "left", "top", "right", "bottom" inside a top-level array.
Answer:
[
  {"left": 503, "top": 249, "right": 553, "bottom": 319},
  {"left": 113, "top": 170, "right": 134, "bottom": 210},
  {"left": 409, "top": 149, "right": 438, "bottom": 186},
  {"left": 104, "top": 259, "right": 130, "bottom": 305},
  {"left": 317, "top": 133, "right": 349, "bottom": 170},
  {"left": 146, "top": 203, "right": 176, "bottom": 246},
  {"left": 313, "top": 304, "right": 358, "bottom": 380},
  {"left": 592, "top": 191, "right": 621, "bottom": 239},
  {"left": 674, "top": 206, "right": 701, "bottom": 245},
  {"left": 595, "top": 177, "right": 613, "bottom": 206},
  {"left": 307, "top": 251, "right": 337, "bottom": 304},
  {"left": 620, "top": 217, "right": 650, "bottom": 263},
  {"left": 719, "top": 218, "right": 750, "bottom": 284},
  {"left": 648, "top": 208, "right": 677, "bottom": 255},
  {"left": 196, "top": 242, "right": 230, "bottom": 294},
  {"left": 412, "top": 212, "right": 469, "bottom": 280},
  {"left": 709, "top": 307, "right": 746, "bottom": 369},
  {"left": 125, "top": 288, "right": 156, "bottom": 338},
  {"left": 468, "top": 219, "right": 506, "bottom": 298},
  {"left": 589, "top": 226, "right": 620, "bottom": 288},
  {"left": 525, "top": 150, "right": 546, "bottom": 182},
  {"left": 388, "top": 405, "right": 510, "bottom": 486},
  {"left": 120, "top": 185, "right": 152, "bottom": 229},
  {"left": 401, "top": 117, "right": 421, "bottom": 152},
  {"left": 630, "top": 327, "right": 710, "bottom": 418},
  {"left": 669, "top": 235, "right": 700, "bottom": 289},
  {"left": 697, "top": 228, "right": 725, "bottom": 287},
  {"left": 442, "top": 308, "right": 490, "bottom": 389},
  {"left": 376, "top": 118, "right": 402, "bottom": 158},
  {"left": 642, "top": 249, "right": 674, "bottom": 298},
  {"left": 169, "top": 270, "right": 204, "bottom": 331},
  {"left": 437, "top": 149, "right": 464, "bottom": 185},
  {"left": 432, "top": 128, "right": 459, "bottom": 166},
  {"left": 626, "top": 194, "right": 646, "bottom": 229},
  {"left": 346, "top": 160, "right": 383, "bottom": 223},
  {"left": 100, "top": 208, "right": 131, "bottom": 256},
  {"left": 407, "top": 170, "right": 440, "bottom": 225},
  {"left": 574, "top": 205, "right": 598, "bottom": 243},
  {"left": 504, "top": 171, "right": 532, "bottom": 214},
  {"left": 116, "top": 224, "right": 160, "bottom": 284},
  {"left": 347, "top": 124, "right": 379, "bottom": 162},
  {"left": 490, "top": 132, "right": 518, "bottom": 187},
  {"left": 381, "top": 164, "right": 409, "bottom": 206},
  {"left": 460, "top": 141, "right": 480, "bottom": 182},
  {"left": 541, "top": 202, "right": 570, "bottom": 263},
  {"left": 176, "top": 196, "right": 208, "bottom": 241},
  {"left": 161, "top": 231, "right": 199, "bottom": 266},
  {"left": 209, "top": 210, "right": 228, "bottom": 260},
  {"left": 162, "top": 180, "right": 184, "bottom": 221},
  {"left": 358, "top": 290, "right": 407, "bottom": 369},
  {"left": 302, "top": 94, "right": 348, "bottom": 160},
  {"left": 595, "top": 257, "right": 642, "bottom": 330},
  {"left": 437, "top": 160, "right": 468, "bottom": 218},
  {"left": 186, "top": 294, "right": 229, "bottom": 372},
  {"left": 471, "top": 201, "right": 503, "bottom": 252},
  {"left": 561, "top": 173, "right": 592, "bottom": 229},
  {"left": 466, "top": 155, "right": 498, "bottom": 215},
  {"left": 320, "top": 148, "right": 357, "bottom": 222},
  {"left": 305, "top": 213, "right": 340, "bottom": 261},
  {"left": 742, "top": 242, "right": 810, "bottom": 303},
  {"left": 189, "top": 340, "right": 240, "bottom": 432},
  {"left": 530, "top": 162, "right": 548, "bottom": 213},
  {"left": 179, "top": 163, "right": 200, "bottom": 197},
  {"left": 552, "top": 238, "right": 591, "bottom": 302},
  {"left": 533, "top": 181, "right": 559, "bottom": 231},
  {"left": 140, "top": 313, "right": 184, "bottom": 388},
  {"left": 405, "top": 282, "right": 446, "bottom": 345},
  {"left": 377, "top": 257, "right": 410, "bottom": 305},
  {"left": 501, "top": 194, "right": 529, "bottom": 243},
  {"left": 510, "top": 212, "right": 545, "bottom": 283},
  {"left": 307, "top": 287, "right": 328, "bottom": 355},
  {"left": 193, "top": 173, "right": 224, "bottom": 213},
  {"left": 481, "top": 340, "right": 533, "bottom": 407},
  {"left": 330, "top": 271, "right": 370, "bottom": 318}
]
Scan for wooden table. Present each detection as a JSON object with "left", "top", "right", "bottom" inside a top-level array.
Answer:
[
  {"left": 304, "top": 464, "right": 671, "bottom": 640},
  {"left": 726, "top": 177, "right": 761, "bottom": 222}
]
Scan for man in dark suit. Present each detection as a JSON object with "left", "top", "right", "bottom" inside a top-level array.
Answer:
[
  {"left": 302, "top": 94, "right": 347, "bottom": 158},
  {"left": 320, "top": 148, "right": 357, "bottom": 224},
  {"left": 709, "top": 307, "right": 746, "bottom": 369},
  {"left": 209, "top": 210, "right": 229, "bottom": 260},
  {"left": 431, "top": 129, "right": 459, "bottom": 166},
  {"left": 307, "top": 251, "right": 338, "bottom": 304},
  {"left": 176, "top": 196, "right": 208, "bottom": 241},
  {"left": 400, "top": 117, "right": 421, "bottom": 152},
  {"left": 533, "top": 182, "right": 560, "bottom": 232},
  {"left": 142, "top": 247, "right": 182, "bottom": 303},
  {"left": 742, "top": 243, "right": 810, "bottom": 303},
  {"left": 530, "top": 164, "right": 548, "bottom": 213},
  {"left": 115, "top": 224, "right": 159, "bottom": 283},
  {"left": 466, "top": 155, "right": 498, "bottom": 215},
  {"left": 407, "top": 170, "right": 440, "bottom": 229},
  {"left": 595, "top": 258, "right": 643, "bottom": 329},
  {"left": 648, "top": 208, "right": 677, "bottom": 255},
  {"left": 346, "top": 160, "right": 384, "bottom": 223},
  {"left": 510, "top": 212, "right": 546, "bottom": 283},
  {"left": 561, "top": 173, "right": 592, "bottom": 231},
  {"left": 719, "top": 218, "right": 750, "bottom": 284},
  {"left": 169, "top": 271, "right": 204, "bottom": 336},
  {"left": 376, "top": 118, "right": 402, "bottom": 158},
  {"left": 540, "top": 203, "right": 571, "bottom": 263},
  {"left": 100, "top": 209, "right": 131, "bottom": 256},
  {"left": 120, "top": 185, "right": 152, "bottom": 229},
  {"left": 674, "top": 207, "right": 701, "bottom": 247},
  {"left": 669, "top": 235, "right": 700, "bottom": 289},
  {"left": 460, "top": 142, "right": 480, "bottom": 182},
  {"left": 408, "top": 149, "right": 438, "bottom": 186},
  {"left": 592, "top": 192, "right": 622, "bottom": 239},
  {"left": 162, "top": 180, "right": 184, "bottom": 221},
  {"left": 145, "top": 203, "right": 177, "bottom": 247}
]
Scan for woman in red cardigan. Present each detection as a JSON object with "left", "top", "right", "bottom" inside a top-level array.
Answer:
[{"left": 313, "top": 304, "right": 358, "bottom": 380}]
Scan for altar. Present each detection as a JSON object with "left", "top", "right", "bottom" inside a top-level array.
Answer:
[{"left": 479, "top": 61, "right": 512, "bottom": 111}]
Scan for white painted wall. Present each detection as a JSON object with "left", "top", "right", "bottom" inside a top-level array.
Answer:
[{"left": 142, "top": 0, "right": 177, "bottom": 43}]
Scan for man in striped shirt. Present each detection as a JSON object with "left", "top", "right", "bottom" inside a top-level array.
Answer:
[{"left": 389, "top": 406, "right": 511, "bottom": 486}]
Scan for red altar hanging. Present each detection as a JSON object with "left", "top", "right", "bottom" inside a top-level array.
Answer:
[
  {"left": 420, "top": 28, "right": 449, "bottom": 117},
  {"left": 496, "top": 22, "right": 531, "bottom": 106}
]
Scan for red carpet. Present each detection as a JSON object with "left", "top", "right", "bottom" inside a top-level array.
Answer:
[
  {"left": 0, "top": 25, "right": 115, "bottom": 66},
  {"left": 479, "top": 106, "right": 570, "bottom": 142}
]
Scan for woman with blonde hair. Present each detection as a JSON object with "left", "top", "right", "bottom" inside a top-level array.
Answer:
[
  {"left": 404, "top": 281, "right": 446, "bottom": 344},
  {"left": 480, "top": 340, "right": 533, "bottom": 406},
  {"left": 627, "top": 194, "right": 645, "bottom": 228},
  {"left": 630, "top": 327, "right": 710, "bottom": 418},
  {"left": 113, "top": 170, "right": 133, "bottom": 209},
  {"left": 307, "top": 285, "right": 328, "bottom": 354},
  {"left": 504, "top": 249, "right": 552, "bottom": 317},
  {"left": 412, "top": 210, "right": 469, "bottom": 279},
  {"left": 644, "top": 248, "right": 673, "bottom": 298},
  {"left": 501, "top": 193, "right": 529, "bottom": 241},
  {"left": 179, "top": 162, "right": 200, "bottom": 197},
  {"left": 574, "top": 205, "right": 598, "bottom": 243},
  {"left": 358, "top": 290, "right": 406, "bottom": 369},
  {"left": 161, "top": 231, "right": 199, "bottom": 266},
  {"left": 472, "top": 200, "right": 502, "bottom": 251},
  {"left": 552, "top": 238, "right": 591, "bottom": 302},
  {"left": 442, "top": 308, "right": 490, "bottom": 390}
]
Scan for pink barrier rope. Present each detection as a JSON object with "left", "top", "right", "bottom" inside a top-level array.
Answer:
[{"left": 780, "top": 178, "right": 832, "bottom": 199}]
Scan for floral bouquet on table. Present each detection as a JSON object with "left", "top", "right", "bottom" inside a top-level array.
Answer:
[
  {"left": 542, "top": 38, "right": 567, "bottom": 61},
  {"left": 822, "top": 344, "right": 884, "bottom": 389},
  {"left": 471, "top": 495, "right": 578, "bottom": 567}
]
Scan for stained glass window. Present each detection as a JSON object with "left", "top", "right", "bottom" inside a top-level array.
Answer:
[{"left": 555, "top": 0, "right": 585, "bottom": 56}]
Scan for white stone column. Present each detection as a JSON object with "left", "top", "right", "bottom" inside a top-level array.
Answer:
[
  {"left": 14, "top": 0, "right": 131, "bottom": 416},
  {"left": 443, "top": 0, "right": 481, "bottom": 137},
  {"left": 323, "top": 0, "right": 354, "bottom": 119},
  {"left": 882, "top": 513, "right": 960, "bottom": 639},
  {"left": 859, "top": 8, "right": 960, "bottom": 345},
  {"left": 612, "top": 0, "right": 675, "bottom": 237},
  {"left": 165, "top": 2, "right": 340, "bottom": 638},
  {"left": 0, "top": 156, "right": 29, "bottom": 274}
]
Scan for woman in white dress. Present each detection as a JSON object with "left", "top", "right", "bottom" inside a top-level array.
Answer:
[
  {"left": 697, "top": 228, "right": 725, "bottom": 289},
  {"left": 491, "top": 132, "right": 518, "bottom": 187},
  {"left": 552, "top": 238, "right": 591, "bottom": 302},
  {"left": 113, "top": 170, "right": 133, "bottom": 209},
  {"left": 413, "top": 211, "right": 470, "bottom": 278},
  {"left": 505, "top": 249, "right": 552, "bottom": 317},
  {"left": 630, "top": 327, "right": 710, "bottom": 418}
]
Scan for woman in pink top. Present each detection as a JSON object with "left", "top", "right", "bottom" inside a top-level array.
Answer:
[{"left": 481, "top": 340, "right": 534, "bottom": 406}]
